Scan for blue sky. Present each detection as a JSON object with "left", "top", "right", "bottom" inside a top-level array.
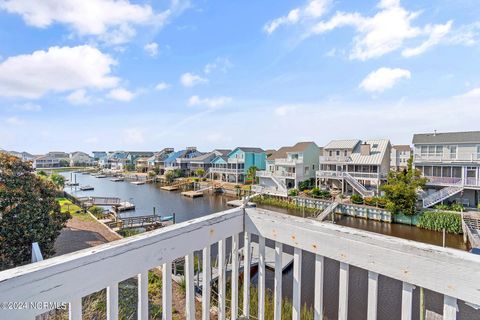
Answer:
[{"left": 1, "top": 0, "right": 480, "bottom": 154}]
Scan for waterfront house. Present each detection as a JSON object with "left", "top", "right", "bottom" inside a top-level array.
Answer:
[
  {"left": 188, "top": 149, "right": 231, "bottom": 175},
  {"left": 390, "top": 145, "right": 412, "bottom": 171},
  {"left": 316, "top": 139, "right": 391, "bottom": 197},
  {"left": 147, "top": 148, "right": 174, "bottom": 174},
  {"left": 134, "top": 157, "right": 150, "bottom": 172},
  {"left": 256, "top": 142, "right": 320, "bottom": 194},
  {"left": 105, "top": 151, "right": 129, "bottom": 170},
  {"left": 412, "top": 131, "right": 480, "bottom": 208},
  {"left": 163, "top": 147, "right": 201, "bottom": 174},
  {"left": 6, "top": 150, "right": 35, "bottom": 161},
  {"left": 69, "top": 151, "right": 94, "bottom": 167},
  {"left": 32, "top": 155, "right": 61, "bottom": 169},
  {"left": 92, "top": 151, "right": 107, "bottom": 161},
  {"left": 210, "top": 147, "right": 266, "bottom": 183},
  {"left": 126, "top": 152, "right": 155, "bottom": 165}
]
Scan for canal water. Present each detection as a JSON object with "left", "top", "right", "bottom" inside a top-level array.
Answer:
[{"left": 62, "top": 172, "right": 479, "bottom": 320}]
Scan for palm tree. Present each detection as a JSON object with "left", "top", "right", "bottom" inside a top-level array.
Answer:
[{"left": 246, "top": 166, "right": 258, "bottom": 185}]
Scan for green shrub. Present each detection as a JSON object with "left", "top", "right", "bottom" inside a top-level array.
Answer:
[
  {"left": 310, "top": 188, "right": 331, "bottom": 199},
  {"left": 288, "top": 189, "right": 299, "bottom": 197},
  {"left": 418, "top": 211, "right": 462, "bottom": 234},
  {"left": 350, "top": 194, "right": 363, "bottom": 204},
  {"left": 450, "top": 202, "right": 464, "bottom": 212},
  {"left": 363, "top": 196, "right": 387, "bottom": 208},
  {"left": 298, "top": 180, "right": 313, "bottom": 191},
  {"left": 434, "top": 203, "right": 450, "bottom": 210}
]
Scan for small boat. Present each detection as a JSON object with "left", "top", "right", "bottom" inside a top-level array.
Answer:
[
  {"left": 80, "top": 185, "right": 94, "bottom": 191},
  {"left": 66, "top": 182, "right": 79, "bottom": 186},
  {"left": 131, "top": 181, "right": 145, "bottom": 185},
  {"left": 110, "top": 177, "right": 124, "bottom": 182},
  {"left": 111, "top": 201, "right": 135, "bottom": 212},
  {"left": 96, "top": 174, "right": 107, "bottom": 178},
  {"left": 160, "top": 215, "right": 174, "bottom": 222}
]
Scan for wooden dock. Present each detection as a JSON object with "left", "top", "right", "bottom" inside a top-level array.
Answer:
[
  {"left": 181, "top": 190, "right": 204, "bottom": 198},
  {"left": 226, "top": 199, "right": 256, "bottom": 207},
  {"left": 161, "top": 185, "right": 179, "bottom": 191},
  {"left": 462, "top": 212, "right": 480, "bottom": 249}
]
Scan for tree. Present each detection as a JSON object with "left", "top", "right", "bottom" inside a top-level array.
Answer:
[
  {"left": 0, "top": 154, "right": 70, "bottom": 270},
  {"left": 165, "top": 171, "right": 174, "bottom": 183},
  {"left": 246, "top": 166, "right": 259, "bottom": 184},
  {"left": 49, "top": 173, "right": 65, "bottom": 189},
  {"left": 381, "top": 157, "right": 427, "bottom": 216},
  {"left": 195, "top": 168, "right": 205, "bottom": 178}
]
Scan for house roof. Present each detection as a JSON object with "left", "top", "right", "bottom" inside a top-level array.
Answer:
[
  {"left": 324, "top": 139, "right": 361, "bottom": 150},
  {"left": 392, "top": 145, "right": 412, "bottom": 151},
  {"left": 235, "top": 147, "right": 265, "bottom": 153},
  {"left": 348, "top": 140, "right": 390, "bottom": 165},
  {"left": 267, "top": 142, "right": 318, "bottom": 160},
  {"left": 412, "top": 131, "right": 480, "bottom": 145}
]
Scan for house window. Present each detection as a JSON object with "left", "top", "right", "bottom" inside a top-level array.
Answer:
[
  {"left": 336, "top": 150, "right": 340, "bottom": 156},
  {"left": 421, "top": 146, "right": 428, "bottom": 156},
  {"left": 329, "top": 150, "right": 333, "bottom": 157},
  {"left": 449, "top": 146, "right": 457, "bottom": 159},
  {"left": 312, "top": 164, "right": 315, "bottom": 170}
]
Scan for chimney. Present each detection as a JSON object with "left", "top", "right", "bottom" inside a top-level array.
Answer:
[
  {"left": 360, "top": 142, "right": 371, "bottom": 156},
  {"left": 433, "top": 130, "right": 437, "bottom": 136}
]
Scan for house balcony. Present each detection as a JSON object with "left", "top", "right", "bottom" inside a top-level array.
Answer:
[
  {"left": 316, "top": 170, "right": 386, "bottom": 180},
  {"left": 1, "top": 207, "right": 479, "bottom": 320},
  {"left": 320, "top": 155, "right": 351, "bottom": 163},
  {"left": 426, "top": 176, "right": 480, "bottom": 188},
  {"left": 274, "top": 158, "right": 303, "bottom": 166},
  {"left": 414, "top": 154, "right": 480, "bottom": 164},
  {"left": 256, "top": 170, "right": 296, "bottom": 179},
  {"left": 209, "top": 167, "right": 243, "bottom": 174}
]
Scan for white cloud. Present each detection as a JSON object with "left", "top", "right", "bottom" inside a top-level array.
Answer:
[
  {"left": 180, "top": 72, "right": 208, "bottom": 87},
  {"left": 123, "top": 128, "right": 145, "bottom": 144},
  {"left": 456, "top": 87, "right": 480, "bottom": 99},
  {"left": 188, "top": 95, "right": 232, "bottom": 109},
  {"left": 107, "top": 88, "right": 135, "bottom": 101},
  {"left": 14, "top": 102, "right": 42, "bottom": 111},
  {"left": 359, "top": 67, "right": 411, "bottom": 92},
  {"left": 155, "top": 82, "right": 170, "bottom": 91},
  {"left": 264, "top": 0, "right": 330, "bottom": 34},
  {"left": 0, "top": 0, "right": 189, "bottom": 44},
  {"left": 144, "top": 42, "right": 159, "bottom": 56},
  {"left": 67, "top": 89, "right": 91, "bottom": 105},
  {"left": 84, "top": 136, "right": 99, "bottom": 144},
  {"left": 274, "top": 105, "right": 298, "bottom": 116},
  {"left": 402, "top": 21, "right": 453, "bottom": 57},
  {"left": 204, "top": 57, "right": 233, "bottom": 74},
  {"left": 6, "top": 116, "right": 24, "bottom": 125},
  {"left": 308, "top": 0, "right": 452, "bottom": 60},
  {"left": 0, "top": 45, "right": 118, "bottom": 99}
]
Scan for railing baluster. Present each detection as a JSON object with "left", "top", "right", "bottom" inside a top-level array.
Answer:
[
  {"left": 274, "top": 242, "right": 283, "bottom": 320},
  {"left": 162, "top": 262, "right": 172, "bottom": 320},
  {"left": 185, "top": 253, "right": 195, "bottom": 320},
  {"left": 138, "top": 271, "right": 148, "bottom": 320},
  {"left": 401, "top": 282, "right": 414, "bottom": 320},
  {"left": 314, "top": 255, "right": 324, "bottom": 320},
  {"left": 202, "top": 246, "right": 211, "bottom": 320},
  {"left": 107, "top": 283, "right": 119, "bottom": 320},
  {"left": 258, "top": 236, "right": 266, "bottom": 320},
  {"left": 338, "top": 262, "right": 349, "bottom": 320},
  {"left": 218, "top": 239, "right": 226, "bottom": 320},
  {"left": 443, "top": 295, "right": 457, "bottom": 320},
  {"left": 367, "top": 271, "right": 379, "bottom": 320},
  {"left": 292, "top": 247, "right": 302, "bottom": 320},
  {"left": 69, "top": 298, "right": 82, "bottom": 320},
  {"left": 231, "top": 233, "right": 239, "bottom": 320},
  {"left": 243, "top": 232, "right": 251, "bottom": 318}
]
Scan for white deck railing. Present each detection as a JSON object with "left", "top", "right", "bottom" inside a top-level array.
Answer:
[{"left": 1, "top": 207, "right": 480, "bottom": 320}]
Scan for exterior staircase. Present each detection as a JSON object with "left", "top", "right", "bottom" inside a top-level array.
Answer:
[
  {"left": 343, "top": 172, "right": 374, "bottom": 197},
  {"left": 422, "top": 184, "right": 464, "bottom": 208},
  {"left": 270, "top": 175, "right": 287, "bottom": 191},
  {"left": 316, "top": 202, "right": 339, "bottom": 221}
]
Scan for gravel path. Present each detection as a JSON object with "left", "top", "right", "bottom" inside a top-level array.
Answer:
[{"left": 53, "top": 214, "right": 121, "bottom": 256}]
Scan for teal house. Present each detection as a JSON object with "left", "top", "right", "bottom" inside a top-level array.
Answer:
[{"left": 210, "top": 147, "right": 266, "bottom": 183}]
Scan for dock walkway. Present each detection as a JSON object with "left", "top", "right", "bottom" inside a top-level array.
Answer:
[{"left": 462, "top": 212, "right": 480, "bottom": 249}]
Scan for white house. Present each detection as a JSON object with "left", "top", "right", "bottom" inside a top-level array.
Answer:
[
  {"left": 316, "top": 139, "right": 391, "bottom": 197},
  {"left": 390, "top": 145, "right": 412, "bottom": 171},
  {"left": 69, "top": 151, "right": 94, "bottom": 166},
  {"left": 413, "top": 131, "right": 480, "bottom": 208}
]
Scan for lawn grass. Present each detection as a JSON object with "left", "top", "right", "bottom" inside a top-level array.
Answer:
[{"left": 56, "top": 197, "right": 94, "bottom": 222}]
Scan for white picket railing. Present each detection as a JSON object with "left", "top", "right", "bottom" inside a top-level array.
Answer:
[{"left": 1, "top": 207, "right": 480, "bottom": 320}]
